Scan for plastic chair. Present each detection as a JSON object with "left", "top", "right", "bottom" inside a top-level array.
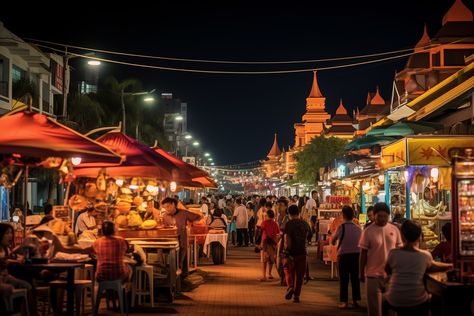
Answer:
[
  {"left": 3, "top": 288, "right": 29, "bottom": 316},
  {"left": 50, "top": 279, "right": 94, "bottom": 316},
  {"left": 131, "top": 265, "right": 154, "bottom": 308},
  {"left": 93, "top": 279, "right": 128, "bottom": 316}
]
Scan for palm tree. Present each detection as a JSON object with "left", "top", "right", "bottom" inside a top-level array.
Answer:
[{"left": 68, "top": 94, "right": 106, "bottom": 133}]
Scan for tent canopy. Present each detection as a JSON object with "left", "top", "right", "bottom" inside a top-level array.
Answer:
[
  {"left": 74, "top": 131, "right": 176, "bottom": 179},
  {"left": 0, "top": 111, "right": 121, "bottom": 164}
]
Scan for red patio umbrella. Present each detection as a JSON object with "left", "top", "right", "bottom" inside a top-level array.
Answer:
[
  {"left": 0, "top": 111, "right": 122, "bottom": 163},
  {"left": 0, "top": 110, "right": 122, "bottom": 234},
  {"left": 74, "top": 131, "right": 176, "bottom": 180}
]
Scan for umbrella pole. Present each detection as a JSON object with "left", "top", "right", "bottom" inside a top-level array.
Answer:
[
  {"left": 64, "top": 182, "right": 71, "bottom": 206},
  {"left": 23, "top": 165, "right": 29, "bottom": 238}
]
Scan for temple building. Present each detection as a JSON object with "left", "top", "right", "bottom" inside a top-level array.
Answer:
[
  {"left": 354, "top": 86, "right": 390, "bottom": 137},
  {"left": 262, "top": 133, "right": 284, "bottom": 179},
  {"left": 294, "top": 71, "right": 331, "bottom": 149},
  {"left": 323, "top": 99, "right": 356, "bottom": 140},
  {"left": 388, "top": 0, "right": 474, "bottom": 122}
]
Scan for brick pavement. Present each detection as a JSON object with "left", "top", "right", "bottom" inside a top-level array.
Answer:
[{"left": 127, "top": 245, "right": 368, "bottom": 316}]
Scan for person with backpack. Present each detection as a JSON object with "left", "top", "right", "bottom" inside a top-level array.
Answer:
[
  {"left": 331, "top": 205, "right": 362, "bottom": 309},
  {"left": 206, "top": 208, "right": 227, "bottom": 231}
]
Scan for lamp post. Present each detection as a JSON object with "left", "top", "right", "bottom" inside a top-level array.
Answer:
[
  {"left": 120, "top": 88, "right": 156, "bottom": 137},
  {"left": 62, "top": 51, "right": 100, "bottom": 117}
]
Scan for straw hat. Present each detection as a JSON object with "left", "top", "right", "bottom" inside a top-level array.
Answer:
[
  {"left": 94, "top": 201, "right": 108, "bottom": 212},
  {"left": 84, "top": 182, "right": 98, "bottom": 198},
  {"left": 68, "top": 194, "right": 88, "bottom": 211},
  {"left": 121, "top": 187, "right": 132, "bottom": 195}
]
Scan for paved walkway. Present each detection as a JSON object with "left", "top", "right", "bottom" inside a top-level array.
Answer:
[{"left": 129, "top": 245, "right": 367, "bottom": 316}]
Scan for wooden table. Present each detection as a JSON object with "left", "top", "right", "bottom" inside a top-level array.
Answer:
[
  {"left": 426, "top": 272, "right": 474, "bottom": 316},
  {"left": 9, "top": 262, "right": 85, "bottom": 315}
]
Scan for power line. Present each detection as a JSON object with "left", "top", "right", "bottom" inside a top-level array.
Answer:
[
  {"left": 32, "top": 43, "right": 415, "bottom": 75},
  {"left": 23, "top": 37, "right": 442, "bottom": 64}
]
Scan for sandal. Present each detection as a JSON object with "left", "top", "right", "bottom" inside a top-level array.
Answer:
[
  {"left": 268, "top": 275, "right": 274, "bottom": 279},
  {"left": 258, "top": 278, "right": 267, "bottom": 282}
]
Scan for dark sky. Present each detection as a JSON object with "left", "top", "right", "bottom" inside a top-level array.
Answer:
[{"left": 2, "top": 1, "right": 472, "bottom": 165}]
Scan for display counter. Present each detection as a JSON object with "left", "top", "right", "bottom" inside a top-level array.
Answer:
[
  {"left": 425, "top": 272, "right": 474, "bottom": 316},
  {"left": 116, "top": 227, "right": 178, "bottom": 239}
]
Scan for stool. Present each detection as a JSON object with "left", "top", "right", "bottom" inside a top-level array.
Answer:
[
  {"left": 93, "top": 279, "right": 128, "bottom": 316},
  {"left": 50, "top": 280, "right": 94, "bottom": 316},
  {"left": 131, "top": 265, "right": 154, "bottom": 308},
  {"left": 3, "top": 288, "right": 29, "bottom": 316}
]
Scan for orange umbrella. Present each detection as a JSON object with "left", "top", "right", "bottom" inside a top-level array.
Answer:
[
  {"left": 0, "top": 111, "right": 121, "bottom": 163},
  {"left": 74, "top": 131, "right": 175, "bottom": 180}
]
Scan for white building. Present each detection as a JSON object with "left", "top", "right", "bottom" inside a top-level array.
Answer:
[{"left": 0, "top": 21, "right": 69, "bottom": 116}]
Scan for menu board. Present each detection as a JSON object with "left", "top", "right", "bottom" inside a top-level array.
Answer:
[{"left": 53, "top": 205, "right": 70, "bottom": 220}]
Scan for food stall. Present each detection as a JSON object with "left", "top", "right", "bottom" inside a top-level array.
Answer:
[
  {"left": 381, "top": 136, "right": 474, "bottom": 250},
  {"left": 425, "top": 147, "right": 474, "bottom": 316}
]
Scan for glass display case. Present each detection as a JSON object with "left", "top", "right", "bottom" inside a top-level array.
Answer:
[{"left": 452, "top": 149, "right": 474, "bottom": 281}]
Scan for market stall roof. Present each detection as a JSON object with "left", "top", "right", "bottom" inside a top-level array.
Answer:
[
  {"left": 379, "top": 120, "right": 444, "bottom": 137},
  {"left": 151, "top": 146, "right": 216, "bottom": 188},
  {"left": 74, "top": 131, "right": 176, "bottom": 179},
  {"left": 345, "top": 135, "right": 398, "bottom": 151},
  {"left": 381, "top": 135, "right": 474, "bottom": 168},
  {"left": 0, "top": 111, "right": 121, "bottom": 164},
  {"left": 151, "top": 146, "right": 208, "bottom": 179}
]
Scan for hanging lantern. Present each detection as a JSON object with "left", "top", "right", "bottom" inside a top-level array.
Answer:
[
  {"left": 430, "top": 168, "right": 439, "bottom": 182},
  {"left": 170, "top": 181, "right": 177, "bottom": 192},
  {"left": 71, "top": 157, "right": 82, "bottom": 166},
  {"left": 115, "top": 179, "right": 124, "bottom": 187},
  {"left": 378, "top": 174, "right": 385, "bottom": 184}
]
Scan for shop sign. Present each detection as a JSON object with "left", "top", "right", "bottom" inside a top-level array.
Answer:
[
  {"left": 408, "top": 137, "right": 474, "bottom": 166},
  {"left": 381, "top": 139, "right": 406, "bottom": 169}
]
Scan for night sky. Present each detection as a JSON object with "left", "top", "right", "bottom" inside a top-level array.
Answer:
[{"left": 2, "top": 1, "right": 472, "bottom": 165}]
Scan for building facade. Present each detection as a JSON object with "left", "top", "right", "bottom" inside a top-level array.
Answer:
[{"left": 0, "top": 21, "right": 68, "bottom": 117}]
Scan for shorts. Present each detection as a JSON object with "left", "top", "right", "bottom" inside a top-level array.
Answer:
[{"left": 228, "top": 222, "right": 237, "bottom": 233}]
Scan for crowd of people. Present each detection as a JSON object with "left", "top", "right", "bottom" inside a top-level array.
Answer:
[
  {"left": 198, "top": 193, "right": 454, "bottom": 315},
  {"left": 0, "top": 191, "right": 455, "bottom": 315}
]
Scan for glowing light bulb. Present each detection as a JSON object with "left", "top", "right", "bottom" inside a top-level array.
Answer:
[
  {"left": 71, "top": 157, "right": 82, "bottom": 166},
  {"left": 115, "top": 179, "right": 124, "bottom": 187}
]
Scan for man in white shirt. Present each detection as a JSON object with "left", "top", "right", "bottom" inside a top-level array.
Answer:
[
  {"left": 305, "top": 190, "right": 319, "bottom": 245},
  {"left": 75, "top": 207, "right": 97, "bottom": 236},
  {"left": 359, "top": 202, "right": 402, "bottom": 316},
  {"left": 218, "top": 195, "right": 226, "bottom": 210},
  {"left": 200, "top": 196, "right": 209, "bottom": 216},
  {"left": 233, "top": 198, "right": 249, "bottom": 247}
]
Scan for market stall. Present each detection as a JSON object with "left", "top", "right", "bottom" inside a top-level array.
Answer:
[
  {"left": 425, "top": 147, "right": 474, "bottom": 316},
  {"left": 381, "top": 135, "right": 474, "bottom": 250}
]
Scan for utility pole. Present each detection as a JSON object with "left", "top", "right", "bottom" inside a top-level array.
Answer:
[{"left": 62, "top": 46, "right": 69, "bottom": 118}]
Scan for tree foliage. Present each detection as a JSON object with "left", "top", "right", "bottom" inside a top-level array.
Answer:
[
  {"left": 66, "top": 76, "right": 170, "bottom": 150},
  {"left": 295, "top": 136, "right": 347, "bottom": 185}
]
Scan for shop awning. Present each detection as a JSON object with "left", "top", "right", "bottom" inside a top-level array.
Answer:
[
  {"left": 345, "top": 135, "right": 398, "bottom": 151},
  {"left": 379, "top": 121, "right": 443, "bottom": 137},
  {"left": 381, "top": 135, "right": 474, "bottom": 168},
  {"left": 0, "top": 111, "right": 121, "bottom": 164}
]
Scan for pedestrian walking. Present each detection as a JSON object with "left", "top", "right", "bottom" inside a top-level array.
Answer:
[
  {"left": 331, "top": 205, "right": 362, "bottom": 309},
  {"left": 359, "top": 202, "right": 402, "bottom": 316},
  {"left": 283, "top": 204, "right": 311, "bottom": 303},
  {"left": 259, "top": 209, "right": 280, "bottom": 281},
  {"left": 233, "top": 198, "right": 249, "bottom": 247}
]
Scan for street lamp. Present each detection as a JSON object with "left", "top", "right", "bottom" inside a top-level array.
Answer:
[
  {"left": 204, "top": 152, "right": 210, "bottom": 157},
  {"left": 184, "top": 134, "right": 192, "bottom": 140},
  {"left": 120, "top": 88, "right": 156, "bottom": 138},
  {"left": 87, "top": 60, "right": 101, "bottom": 66},
  {"left": 193, "top": 141, "right": 200, "bottom": 146},
  {"left": 175, "top": 115, "right": 183, "bottom": 121}
]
